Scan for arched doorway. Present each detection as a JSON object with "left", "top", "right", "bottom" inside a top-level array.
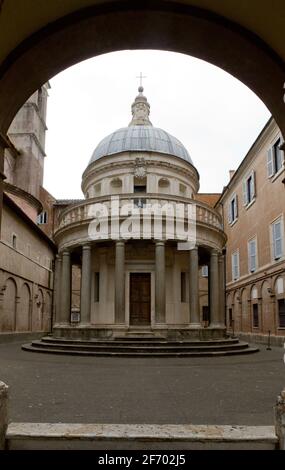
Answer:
[
  {"left": 1, "top": 277, "right": 17, "bottom": 331},
  {"left": 17, "top": 283, "right": 31, "bottom": 331},
  {"left": 33, "top": 289, "right": 44, "bottom": 332}
]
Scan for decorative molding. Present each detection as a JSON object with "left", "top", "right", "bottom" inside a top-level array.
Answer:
[
  {"left": 134, "top": 157, "right": 147, "bottom": 179},
  {"left": 3, "top": 181, "right": 43, "bottom": 213}
]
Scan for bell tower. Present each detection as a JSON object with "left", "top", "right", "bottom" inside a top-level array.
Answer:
[{"left": 6, "top": 83, "right": 50, "bottom": 200}]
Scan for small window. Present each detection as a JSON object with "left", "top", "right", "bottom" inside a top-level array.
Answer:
[
  {"left": 158, "top": 178, "right": 170, "bottom": 188},
  {"left": 248, "top": 238, "right": 257, "bottom": 273},
  {"left": 181, "top": 272, "right": 186, "bottom": 303},
  {"left": 228, "top": 308, "right": 233, "bottom": 325},
  {"left": 252, "top": 303, "right": 259, "bottom": 328},
  {"left": 228, "top": 194, "right": 238, "bottom": 224},
  {"left": 179, "top": 183, "right": 186, "bottom": 194},
  {"left": 267, "top": 138, "right": 284, "bottom": 178},
  {"left": 134, "top": 185, "right": 146, "bottom": 193},
  {"left": 271, "top": 218, "right": 284, "bottom": 260},
  {"left": 232, "top": 251, "right": 240, "bottom": 281},
  {"left": 202, "top": 306, "right": 209, "bottom": 323},
  {"left": 111, "top": 178, "right": 122, "bottom": 189},
  {"left": 243, "top": 171, "right": 256, "bottom": 206},
  {"left": 94, "top": 183, "right": 101, "bottom": 195},
  {"left": 12, "top": 234, "right": 17, "bottom": 249},
  {"left": 37, "top": 211, "right": 48, "bottom": 224},
  {"left": 201, "top": 265, "right": 208, "bottom": 277},
  {"left": 94, "top": 272, "right": 100, "bottom": 302},
  {"left": 278, "top": 299, "right": 285, "bottom": 327}
]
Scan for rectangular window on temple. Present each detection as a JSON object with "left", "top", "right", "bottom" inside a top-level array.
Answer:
[
  {"left": 94, "top": 272, "right": 100, "bottom": 302},
  {"left": 252, "top": 303, "right": 259, "bottom": 328},
  {"left": 278, "top": 299, "right": 285, "bottom": 328},
  {"left": 181, "top": 272, "right": 186, "bottom": 303}
]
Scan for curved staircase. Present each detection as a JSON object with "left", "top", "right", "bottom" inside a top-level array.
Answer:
[{"left": 22, "top": 335, "right": 259, "bottom": 357}]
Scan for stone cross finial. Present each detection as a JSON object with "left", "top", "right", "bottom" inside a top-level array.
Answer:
[{"left": 136, "top": 72, "right": 147, "bottom": 90}]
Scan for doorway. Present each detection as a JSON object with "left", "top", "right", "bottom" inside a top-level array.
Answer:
[{"left": 130, "top": 273, "right": 151, "bottom": 325}]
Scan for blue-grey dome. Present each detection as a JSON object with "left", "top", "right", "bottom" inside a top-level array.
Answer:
[{"left": 89, "top": 126, "right": 193, "bottom": 165}]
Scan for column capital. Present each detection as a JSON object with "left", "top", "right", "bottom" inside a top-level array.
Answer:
[
  {"left": 155, "top": 240, "right": 165, "bottom": 246},
  {"left": 82, "top": 243, "right": 92, "bottom": 251},
  {"left": 211, "top": 249, "right": 219, "bottom": 257},
  {"left": 61, "top": 249, "right": 71, "bottom": 256},
  {"left": 115, "top": 240, "right": 125, "bottom": 247}
]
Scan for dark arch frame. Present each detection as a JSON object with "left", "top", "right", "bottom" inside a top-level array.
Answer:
[{"left": 0, "top": 1, "right": 285, "bottom": 223}]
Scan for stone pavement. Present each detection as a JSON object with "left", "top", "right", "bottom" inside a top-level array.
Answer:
[{"left": 0, "top": 341, "right": 284, "bottom": 425}]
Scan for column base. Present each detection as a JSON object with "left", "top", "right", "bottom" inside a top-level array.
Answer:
[
  {"left": 188, "top": 323, "right": 202, "bottom": 329},
  {"left": 208, "top": 323, "right": 226, "bottom": 329}
]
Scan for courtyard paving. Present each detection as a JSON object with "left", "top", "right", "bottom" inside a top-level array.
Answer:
[{"left": 0, "top": 341, "right": 284, "bottom": 426}]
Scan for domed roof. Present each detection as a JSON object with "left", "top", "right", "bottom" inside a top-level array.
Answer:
[
  {"left": 89, "top": 125, "right": 193, "bottom": 164},
  {"left": 88, "top": 86, "right": 193, "bottom": 166}
]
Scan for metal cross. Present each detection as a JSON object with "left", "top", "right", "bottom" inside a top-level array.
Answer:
[{"left": 136, "top": 72, "right": 147, "bottom": 88}]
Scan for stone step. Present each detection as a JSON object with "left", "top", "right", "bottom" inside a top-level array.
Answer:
[
  {"left": 22, "top": 343, "right": 259, "bottom": 357},
  {"left": 6, "top": 423, "right": 277, "bottom": 450},
  {"left": 29, "top": 339, "right": 250, "bottom": 353},
  {"left": 40, "top": 336, "right": 240, "bottom": 347}
]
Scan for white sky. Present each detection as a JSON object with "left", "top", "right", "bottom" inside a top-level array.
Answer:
[{"left": 44, "top": 50, "right": 271, "bottom": 199}]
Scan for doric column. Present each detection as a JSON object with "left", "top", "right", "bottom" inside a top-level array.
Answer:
[
  {"left": 80, "top": 244, "right": 92, "bottom": 324},
  {"left": 54, "top": 254, "right": 62, "bottom": 324},
  {"left": 189, "top": 247, "right": 201, "bottom": 327},
  {"left": 210, "top": 249, "right": 220, "bottom": 327},
  {"left": 115, "top": 241, "right": 125, "bottom": 324},
  {"left": 155, "top": 241, "right": 166, "bottom": 323},
  {"left": 60, "top": 250, "right": 71, "bottom": 323},
  {"left": 218, "top": 253, "right": 226, "bottom": 327}
]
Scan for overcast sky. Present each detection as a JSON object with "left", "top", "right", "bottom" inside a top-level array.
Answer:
[{"left": 44, "top": 50, "right": 270, "bottom": 199}]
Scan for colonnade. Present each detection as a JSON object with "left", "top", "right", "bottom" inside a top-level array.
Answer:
[{"left": 54, "top": 242, "right": 225, "bottom": 328}]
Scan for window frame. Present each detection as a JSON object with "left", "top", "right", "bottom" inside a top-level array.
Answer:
[
  {"left": 243, "top": 170, "right": 256, "bottom": 208},
  {"left": 252, "top": 303, "right": 259, "bottom": 328},
  {"left": 228, "top": 193, "right": 238, "bottom": 225},
  {"left": 267, "top": 136, "right": 285, "bottom": 179},
  {"left": 231, "top": 250, "right": 240, "bottom": 281},
  {"left": 248, "top": 237, "right": 258, "bottom": 273},
  {"left": 181, "top": 272, "right": 186, "bottom": 303},
  {"left": 278, "top": 298, "right": 285, "bottom": 328},
  {"left": 271, "top": 216, "right": 284, "bottom": 261}
]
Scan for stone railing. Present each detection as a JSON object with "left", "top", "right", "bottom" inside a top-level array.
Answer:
[{"left": 56, "top": 194, "right": 223, "bottom": 232}]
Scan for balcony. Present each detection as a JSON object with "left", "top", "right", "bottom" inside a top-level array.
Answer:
[{"left": 56, "top": 194, "right": 223, "bottom": 235}]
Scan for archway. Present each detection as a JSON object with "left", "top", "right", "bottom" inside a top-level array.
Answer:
[
  {"left": 1, "top": 278, "right": 17, "bottom": 331},
  {"left": 17, "top": 283, "right": 31, "bottom": 331},
  {"left": 1, "top": 3, "right": 285, "bottom": 228},
  {"left": 33, "top": 289, "right": 44, "bottom": 332}
]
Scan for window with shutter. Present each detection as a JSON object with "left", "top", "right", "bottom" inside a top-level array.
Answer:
[
  {"left": 232, "top": 251, "right": 239, "bottom": 280},
  {"left": 242, "top": 179, "right": 248, "bottom": 206},
  {"left": 229, "top": 194, "right": 238, "bottom": 224},
  {"left": 268, "top": 137, "right": 285, "bottom": 178},
  {"left": 248, "top": 238, "right": 257, "bottom": 272},
  {"left": 267, "top": 147, "right": 274, "bottom": 177},
  {"left": 272, "top": 218, "right": 284, "bottom": 260},
  {"left": 243, "top": 171, "right": 256, "bottom": 207}
]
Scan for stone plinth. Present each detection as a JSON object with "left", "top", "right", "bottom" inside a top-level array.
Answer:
[
  {"left": 275, "top": 388, "right": 285, "bottom": 450},
  {"left": 0, "top": 381, "right": 8, "bottom": 449}
]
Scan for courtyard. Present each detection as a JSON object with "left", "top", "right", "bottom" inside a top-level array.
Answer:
[{"left": 0, "top": 341, "right": 284, "bottom": 426}]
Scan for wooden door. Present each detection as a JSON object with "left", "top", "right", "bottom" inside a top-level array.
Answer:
[{"left": 130, "top": 273, "right": 151, "bottom": 325}]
